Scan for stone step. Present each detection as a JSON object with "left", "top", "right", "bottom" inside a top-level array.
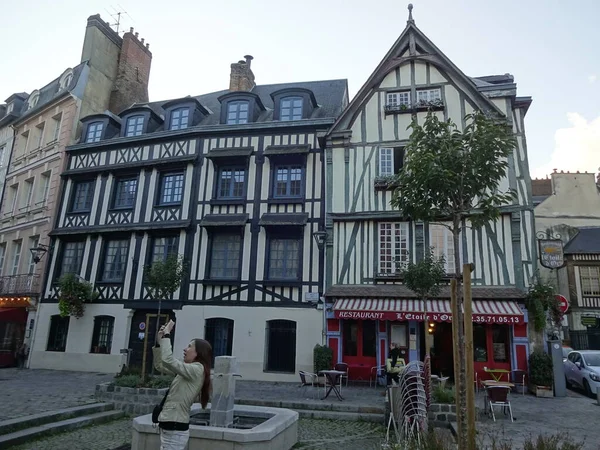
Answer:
[
  {"left": 298, "top": 409, "right": 385, "bottom": 422},
  {"left": 236, "top": 398, "right": 384, "bottom": 415},
  {"left": 0, "top": 410, "right": 125, "bottom": 448},
  {"left": 0, "top": 403, "right": 115, "bottom": 436}
]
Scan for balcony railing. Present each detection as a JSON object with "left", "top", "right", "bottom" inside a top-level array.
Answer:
[{"left": 0, "top": 274, "right": 40, "bottom": 296}]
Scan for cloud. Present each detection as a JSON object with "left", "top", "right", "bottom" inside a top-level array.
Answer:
[
  {"left": 532, "top": 113, "right": 600, "bottom": 178},
  {"left": 589, "top": 75, "right": 597, "bottom": 84}
]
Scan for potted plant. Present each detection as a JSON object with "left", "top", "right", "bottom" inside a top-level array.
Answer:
[{"left": 528, "top": 350, "right": 554, "bottom": 397}]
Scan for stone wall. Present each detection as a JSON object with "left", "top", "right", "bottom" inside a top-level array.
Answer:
[
  {"left": 428, "top": 403, "right": 457, "bottom": 424},
  {"left": 95, "top": 382, "right": 167, "bottom": 415}
]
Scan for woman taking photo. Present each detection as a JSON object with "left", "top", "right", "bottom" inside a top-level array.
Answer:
[{"left": 153, "top": 320, "right": 212, "bottom": 450}]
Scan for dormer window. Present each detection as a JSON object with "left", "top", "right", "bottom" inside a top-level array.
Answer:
[
  {"left": 28, "top": 92, "right": 40, "bottom": 110},
  {"left": 169, "top": 108, "right": 189, "bottom": 130},
  {"left": 227, "top": 101, "right": 249, "bottom": 125},
  {"left": 6, "top": 103, "right": 13, "bottom": 115},
  {"left": 59, "top": 70, "right": 74, "bottom": 92},
  {"left": 86, "top": 122, "right": 104, "bottom": 143},
  {"left": 280, "top": 97, "right": 303, "bottom": 121},
  {"left": 125, "top": 115, "right": 144, "bottom": 137}
]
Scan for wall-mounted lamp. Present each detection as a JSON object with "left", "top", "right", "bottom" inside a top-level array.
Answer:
[
  {"left": 427, "top": 322, "right": 435, "bottom": 335},
  {"left": 312, "top": 231, "right": 327, "bottom": 250},
  {"left": 30, "top": 243, "right": 50, "bottom": 264}
]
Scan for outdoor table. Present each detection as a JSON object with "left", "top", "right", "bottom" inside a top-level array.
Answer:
[
  {"left": 484, "top": 368, "right": 510, "bottom": 382},
  {"left": 319, "top": 370, "right": 346, "bottom": 401}
]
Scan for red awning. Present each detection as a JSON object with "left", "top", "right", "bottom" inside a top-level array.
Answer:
[{"left": 332, "top": 298, "right": 524, "bottom": 324}]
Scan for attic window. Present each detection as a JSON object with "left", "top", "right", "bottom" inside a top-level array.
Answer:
[
  {"left": 28, "top": 93, "right": 40, "bottom": 110},
  {"left": 280, "top": 97, "right": 303, "bottom": 121},
  {"left": 169, "top": 108, "right": 189, "bottom": 130},
  {"left": 417, "top": 89, "right": 441, "bottom": 103},
  {"left": 6, "top": 103, "right": 13, "bottom": 114},
  {"left": 59, "top": 70, "right": 73, "bottom": 91},
  {"left": 386, "top": 92, "right": 410, "bottom": 108},
  {"left": 227, "top": 101, "right": 249, "bottom": 125}
]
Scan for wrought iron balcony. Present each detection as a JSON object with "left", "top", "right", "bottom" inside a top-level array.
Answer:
[{"left": 0, "top": 274, "right": 40, "bottom": 296}]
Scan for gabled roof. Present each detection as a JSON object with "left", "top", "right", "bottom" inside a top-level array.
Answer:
[
  {"left": 328, "top": 9, "right": 506, "bottom": 134},
  {"left": 564, "top": 227, "right": 600, "bottom": 254}
]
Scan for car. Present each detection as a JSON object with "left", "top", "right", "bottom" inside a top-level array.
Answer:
[
  {"left": 564, "top": 350, "right": 600, "bottom": 397},
  {"left": 562, "top": 345, "right": 574, "bottom": 362}
]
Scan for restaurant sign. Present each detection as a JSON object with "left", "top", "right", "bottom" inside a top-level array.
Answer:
[
  {"left": 538, "top": 239, "right": 566, "bottom": 269},
  {"left": 334, "top": 310, "right": 522, "bottom": 324}
]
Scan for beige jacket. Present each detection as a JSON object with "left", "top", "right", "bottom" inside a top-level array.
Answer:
[{"left": 153, "top": 337, "right": 204, "bottom": 424}]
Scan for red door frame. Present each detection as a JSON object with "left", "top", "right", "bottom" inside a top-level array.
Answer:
[
  {"left": 341, "top": 319, "right": 377, "bottom": 380},
  {"left": 474, "top": 324, "right": 512, "bottom": 382}
]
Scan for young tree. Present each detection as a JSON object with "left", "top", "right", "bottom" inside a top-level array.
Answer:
[{"left": 391, "top": 111, "right": 517, "bottom": 449}]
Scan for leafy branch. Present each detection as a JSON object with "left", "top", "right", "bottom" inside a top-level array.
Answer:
[{"left": 57, "top": 273, "right": 98, "bottom": 318}]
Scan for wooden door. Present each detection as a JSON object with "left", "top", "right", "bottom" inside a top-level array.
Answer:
[
  {"left": 342, "top": 319, "right": 377, "bottom": 379},
  {"left": 127, "top": 310, "right": 172, "bottom": 374}
]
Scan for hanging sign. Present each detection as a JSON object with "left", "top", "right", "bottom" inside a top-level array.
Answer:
[{"left": 538, "top": 239, "right": 566, "bottom": 269}]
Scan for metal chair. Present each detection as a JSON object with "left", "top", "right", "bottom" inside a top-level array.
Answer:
[
  {"left": 298, "top": 371, "right": 321, "bottom": 399},
  {"left": 486, "top": 386, "right": 513, "bottom": 422},
  {"left": 334, "top": 362, "right": 349, "bottom": 388},
  {"left": 370, "top": 365, "right": 386, "bottom": 389},
  {"left": 510, "top": 369, "right": 526, "bottom": 396}
]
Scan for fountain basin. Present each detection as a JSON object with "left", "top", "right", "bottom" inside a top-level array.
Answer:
[{"left": 132, "top": 403, "right": 298, "bottom": 450}]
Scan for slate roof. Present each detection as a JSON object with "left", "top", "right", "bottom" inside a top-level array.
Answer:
[
  {"left": 325, "top": 284, "right": 526, "bottom": 299},
  {"left": 135, "top": 79, "right": 348, "bottom": 130},
  {"left": 564, "top": 227, "right": 600, "bottom": 254}
]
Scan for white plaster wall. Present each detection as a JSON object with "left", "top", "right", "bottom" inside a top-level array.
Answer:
[
  {"left": 29, "top": 303, "right": 130, "bottom": 373},
  {"left": 174, "top": 306, "right": 323, "bottom": 382},
  {"left": 536, "top": 173, "right": 600, "bottom": 223}
]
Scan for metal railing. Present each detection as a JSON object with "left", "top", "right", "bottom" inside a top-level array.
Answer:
[{"left": 0, "top": 274, "right": 40, "bottom": 295}]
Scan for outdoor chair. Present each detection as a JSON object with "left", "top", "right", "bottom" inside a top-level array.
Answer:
[
  {"left": 334, "top": 362, "right": 349, "bottom": 388},
  {"left": 370, "top": 365, "right": 386, "bottom": 389},
  {"left": 299, "top": 371, "right": 321, "bottom": 399},
  {"left": 486, "top": 386, "right": 513, "bottom": 422},
  {"left": 510, "top": 369, "right": 526, "bottom": 396}
]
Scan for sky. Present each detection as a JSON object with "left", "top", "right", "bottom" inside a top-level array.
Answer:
[{"left": 1, "top": 0, "right": 599, "bottom": 179}]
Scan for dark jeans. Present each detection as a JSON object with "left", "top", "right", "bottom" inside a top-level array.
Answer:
[{"left": 387, "top": 372, "right": 399, "bottom": 385}]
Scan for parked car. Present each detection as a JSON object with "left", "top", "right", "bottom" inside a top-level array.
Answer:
[
  {"left": 564, "top": 350, "right": 600, "bottom": 397},
  {"left": 562, "top": 345, "right": 574, "bottom": 362}
]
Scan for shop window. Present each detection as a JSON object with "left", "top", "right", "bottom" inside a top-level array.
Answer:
[
  {"left": 492, "top": 325, "right": 509, "bottom": 363},
  {"left": 473, "top": 324, "right": 487, "bottom": 362},
  {"left": 362, "top": 320, "right": 377, "bottom": 358},
  {"left": 47, "top": 315, "right": 69, "bottom": 352},
  {"left": 90, "top": 316, "right": 114, "bottom": 354},
  {"left": 343, "top": 319, "right": 358, "bottom": 357},
  {"left": 205, "top": 318, "right": 234, "bottom": 364},
  {"left": 264, "top": 320, "right": 296, "bottom": 373}
]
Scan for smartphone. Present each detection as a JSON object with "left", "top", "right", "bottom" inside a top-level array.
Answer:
[{"left": 165, "top": 319, "right": 175, "bottom": 333}]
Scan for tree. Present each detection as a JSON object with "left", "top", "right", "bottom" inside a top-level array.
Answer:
[
  {"left": 57, "top": 273, "right": 98, "bottom": 318},
  {"left": 391, "top": 111, "right": 517, "bottom": 449},
  {"left": 526, "top": 276, "right": 562, "bottom": 343},
  {"left": 400, "top": 247, "right": 446, "bottom": 407}
]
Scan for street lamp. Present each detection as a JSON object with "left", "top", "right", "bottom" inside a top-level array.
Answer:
[
  {"left": 312, "top": 231, "right": 327, "bottom": 250},
  {"left": 30, "top": 243, "right": 50, "bottom": 264}
]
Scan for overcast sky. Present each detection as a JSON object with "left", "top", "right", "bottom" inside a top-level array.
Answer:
[{"left": 2, "top": 0, "right": 598, "bottom": 179}]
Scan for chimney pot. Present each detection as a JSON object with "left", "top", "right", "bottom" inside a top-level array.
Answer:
[
  {"left": 141, "top": 38, "right": 145, "bottom": 44},
  {"left": 130, "top": 27, "right": 134, "bottom": 33},
  {"left": 135, "top": 32, "right": 139, "bottom": 38},
  {"left": 244, "top": 55, "right": 254, "bottom": 67},
  {"left": 146, "top": 43, "right": 150, "bottom": 49}
]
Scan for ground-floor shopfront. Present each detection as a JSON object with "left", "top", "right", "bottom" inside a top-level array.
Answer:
[
  {"left": 0, "top": 297, "right": 36, "bottom": 367},
  {"left": 29, "top": 302, "right": 322, "bottom": 381},
  {"left": 325, "top": 294, "right": 530, "bottom": 383}
]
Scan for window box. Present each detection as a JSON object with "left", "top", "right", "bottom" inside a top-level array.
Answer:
[
  {"left": 374, "top": 175, "right": 400, "bottom": 191},
  {"left": 384, "top": 99, "right": 445, "bottom": 115}
]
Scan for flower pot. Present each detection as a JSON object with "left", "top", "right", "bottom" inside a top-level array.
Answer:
[{"left": 530, "top": 384, "right": 553, "bottom": 398}]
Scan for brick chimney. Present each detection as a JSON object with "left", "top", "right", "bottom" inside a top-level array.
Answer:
[
  {"left": 229, "top": 55, "right": 255, "bottom": 92},
  {"left": 109, "top": 27, "right": 153, "bottom": 114}
]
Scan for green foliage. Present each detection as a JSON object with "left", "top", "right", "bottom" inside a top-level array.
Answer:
[
  {"left": 528, "top": 350, "right": 554, "bottom": 387},
  {"left": 401, "top": 247, "right": 446, "bottom": 300},
  {"left": 522, "top": 434, "right": 584, "bottom": 450},
  {"left": 114, "top": 374, "right": 142, "bottom": 388},
  {"left": 146, "top": 375, "right": 175, "bottom": 389},
  {"left": 144, "top": 254, "right": 187, "bottom": 300},
  {"left": 113, "top": 373, "right": 174, "bottom": 389},
  {"left": 313, "top": 344, "right": 333, "bottom": 373},
  {"left": 390, "top": 112, "right": 517, "bottom": 229},
  {"left": 526, "top": 278, "right": 561, "bottom": 332},
  {"left": 57, "top": 273, "right": 98, "bottom": 318},
  {"left": 431, "top": 385, "right": 455, "bottom": 404},
  {"left": 116, "top": 365, "right": 142, "bottom": 378}
]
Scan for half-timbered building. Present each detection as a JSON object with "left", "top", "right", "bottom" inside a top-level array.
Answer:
[
  {"left": 323, "top": 7, "right": 535, "bottom": 381},
  {"left": 32, "top": 55, "right": 348, "bottom": 380}
]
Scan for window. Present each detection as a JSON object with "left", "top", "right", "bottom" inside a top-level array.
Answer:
[
  {"left": 159, "top": 173, "right": 184, "bottom": 204},
  {"left": 86, "top": 122, "right": 103, "bottom": 143},
  {"left": 47, "top": 315, "right": 69, "bottom": 352},
  {"left": 273, "top": 165, "right": 303, "bottom": 198},
  {"left": 473, "top": 324, "right": 487, "bottom": 362},
  {"left": 268, "top": 238, "right": 300, "bottom": 280},
  {"left": 151, "top": 236, "right": 178, "bottom": 263},
  {"left": 226, "top": 101, "right": 249, "bottom": 124},
  {"left": 101, "top": 240, "right": 129, "bottom": 282},
  {"left": 386, "top": 92, "right": 411, "bottom": 107},
  {"left": 6, "top": 103, "right": 13, "bottom": 114},
  {"left": 205, "top": 318, "right": 234, "bottom": 363},
  {"left": 0, "top": 243, "right": 6, "bottom": 275},
  {"left": 169, "top": 108, "right": 190, "bottom": 130},
  {"left": 113, "top": 178, "right": 138, "bottom": 209},
  {"left": 11, "top": 240, "right": 22, "bottom": 275},
  {"left": 38, "top": 171, "right": 51, "bottom": 205},
  {"left": 492, "top": 325, "right": 509, "bottom": 363},
  {"left": 125, "top": 115, "right": 145, "bottom": 137},
  {"left": 27, "top": 236, "right": 39, "bottom": 274},
  {"left": 60, "top": 241, "right": 85, "bottom": 275},
  {"left": 430, "top": 224, "right": 455, "bottom": 273},
  {"left": 580, "top": 266, "right": 600, "bottom": 296},
  {"left": 0, "top": 146, "right": 5, "bottom": 167},
  {"left": 70, "top": 181, "right": 94, "bottom": 212},
  {"left": 265, "top": 320, "right": 296, "bottom": 372},
  {"left": 416, "top": 88, "right": 441, "bottom": 103},
  {"left": 378, "top": 147, "right": 404, "bottom": 176},
  {"left": 35, "top": 123, "right": 45, "bottom": 149},
  {"left": 52, "top": 114, "right": 62, "bottom": 142},
  {"left": 20, "top": 131, "right": 29, "bottom": 154},
  {"left": 280, "top": 97, "right": 303, "bottom": 121},
  {"left": 217, "top": 167, "right": 246, "bottom": 199},
  {"left": 378, "top": 223, "right": 409, "bottom": 274},
  {"left": 23, "top": 178, "right": 34, "bottom": 208},
  {"left": 209, "top": 234, "right": 242, "bottom": 279},
  {"left": 91, "top": 316, "right": 114, "bottom": 354},
  {"left": 343, "top": 319, "right": 358, "bottom": 356},
  {"left": 9, "top": 184, "right": 18, "bottom": 213},
  {"left": 59, "top": 71, "right": 73, "bottom": 91},
  {"left": 28, "top": 93, "right": 39, "bottom": 110}
]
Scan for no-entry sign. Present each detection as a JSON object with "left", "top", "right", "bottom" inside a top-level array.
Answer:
[{"left": 556, "top": 295, "right": 569, "bottom": 314}]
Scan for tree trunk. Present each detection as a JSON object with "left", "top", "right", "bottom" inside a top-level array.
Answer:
[{"left": 452, "top": 216, "right": 467, "bottom": 449}]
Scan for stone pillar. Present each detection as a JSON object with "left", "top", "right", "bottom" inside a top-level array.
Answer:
[{"left": 210, "top": 356, "right": 238, "bottom": 428}]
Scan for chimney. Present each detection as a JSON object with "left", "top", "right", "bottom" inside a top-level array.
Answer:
[
  {"left": 108, "top": 27, "right": 153, "bottom": 114},
  {"left": 229, "top": 55, "right": 255, "bottom": 92}
]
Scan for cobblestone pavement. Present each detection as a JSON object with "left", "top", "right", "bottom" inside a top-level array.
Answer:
[
  {"left": 0, "top": 368, "right": 114, "bottom": 421},
  {"left": 9, "top": 418, "right": 131, "bottom": 450},
  {"left": 294, "top": 419, "right": 387, "bottom": 449}
]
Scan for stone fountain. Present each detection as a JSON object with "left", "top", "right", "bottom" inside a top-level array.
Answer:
[{"left": 131, "top": 356, "right": 298, "bottom": 449}]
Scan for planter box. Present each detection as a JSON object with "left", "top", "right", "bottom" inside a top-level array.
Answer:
[{"left": 530, "top": 384, "right": 553, "bottom": 398}]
